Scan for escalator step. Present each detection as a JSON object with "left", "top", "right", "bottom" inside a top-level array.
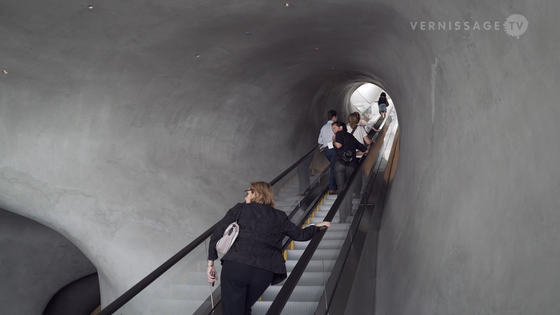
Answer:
[
  {"left": 287, "top": 249, "right": 340, "bottom": 260},
  {"left": 252, "top": 301, "right": 319, "bottom": 315},
  {"left": 274, "top": 272, "right": 330, "bottom": 286},
  {"left": 315, "top": 206, "right": 358, "bottom": 215},
  {"left": 285, "top": 259, "right": 336, "bottom": 272},
  {"left": 322, "top": 231, "right": 349, "bottom": 240},
  {"left": 260, "top": 285, "right": 324, "bottom": 301}
]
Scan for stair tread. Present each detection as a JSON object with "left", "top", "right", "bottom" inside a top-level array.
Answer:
[
  {"left": 252, "top": 301, "right": 319, "bottom": 315},
  {"left": 261, "top": 285, "right": 324, "bottom": 301}
]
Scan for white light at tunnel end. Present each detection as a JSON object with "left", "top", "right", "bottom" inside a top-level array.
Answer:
[{"left": 504, "top": 14, "right": 528, "bottom": 39}]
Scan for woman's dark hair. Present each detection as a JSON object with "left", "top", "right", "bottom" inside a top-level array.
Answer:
[
  {"left": 327, "top": 109, "right": 337, "bottom": 120},
  {"left": 378, "top": 92, "right": 388, "bottom": 105},
  {"left": 333, "top": 121, "right": 347, "bottom": 131}
]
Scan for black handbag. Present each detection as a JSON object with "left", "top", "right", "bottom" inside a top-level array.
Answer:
[{"left": 340, "top": 127, "right": 357, "bottom": 164}]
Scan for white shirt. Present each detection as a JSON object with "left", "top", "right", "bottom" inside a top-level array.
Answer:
[
  {"left": 318, "top": 121, "right": 334, "bottom": 149},
  {"left": 347, "top": 124, "right": 370, "bottom": 158},
  {"left": 346, "top": 124, "right": 369, "bottom": 145}
]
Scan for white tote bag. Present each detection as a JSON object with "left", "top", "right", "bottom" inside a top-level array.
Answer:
[{"left": 216, "top": 211, "right": 241, "bottom": 256}]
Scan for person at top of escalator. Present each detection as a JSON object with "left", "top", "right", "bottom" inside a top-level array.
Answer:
[
  {"left": 207, "top": 181, "right": 330, "bottom": 315},
  {"left": 378, "top": 92, "right": 389, "bottom": 120}
]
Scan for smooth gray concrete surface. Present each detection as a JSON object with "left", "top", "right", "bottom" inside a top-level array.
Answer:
[
  {"left": 1, "top": 0, "right": 559, "bottom": 313},
  {"left": 0, "top": 209, "right": 96, "bottom": 315},
  {"left": 44, "top": 273, "right": 100, "bottom": 315}
]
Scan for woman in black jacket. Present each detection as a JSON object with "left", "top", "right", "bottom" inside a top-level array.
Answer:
[{"left": 207, "top": 181, "right": 330, "bottom": 315}]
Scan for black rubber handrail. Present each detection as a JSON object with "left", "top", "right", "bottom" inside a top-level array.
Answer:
[
  {"left": 266, "top": 156, "right": 365, "bottom": 315},
  {"left": 282, "top": 181, "right": 329, "bottom": 250},
  {"left": 194, "top": 168, "right": 330, "bottom": 315},
  {"left": 270, "top": 146, "right": 318, "bottom": 185},
  {"left": 194, "top": 171, "right": 330, "bottom": 315},
  {"left": 318, "top": 121, "right": 396, "bottom": 314},
  {"left": 98, "top": 222, "right": 219, "bottom": 315},
  {"left": 99, "top": 146, "right": 318, "bottom": 315},
  {"left": 286, "top": 167, "right": 329, "bottom": 221},
  {"left": 199, "top": 127, "right": 382, "bottom": 315},
  {"left": 266, "top": 120, "right": 393, "bottom": 315}
]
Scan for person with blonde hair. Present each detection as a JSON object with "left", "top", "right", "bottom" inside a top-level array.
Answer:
[{"left": 207, "top": 181, "right": 330, "bottom": 315}]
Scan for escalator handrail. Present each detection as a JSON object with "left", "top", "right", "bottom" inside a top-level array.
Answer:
[
  {"left": 193, "top": 170, "right": 330, "bottom": 315},
  {"left": 270, "top": 146, "right": 318, "bottom": 185},
  {"left": 98, "top": 222, "right": 218, "bottom": 315},
  {"left": 265, "top": 155, "right": 365, "bottom": 315},
  {"left": 98, "top": 146, "right": 319, "bottom": 315},
  {"left": 265, "top": 120, "right": 392, "bottom": 315},
  {"left": 318, "top": 123, "right": 397, "bottom": 314},
  {"left": 286, "top": 167, "right": 329, "bottom": 221}
]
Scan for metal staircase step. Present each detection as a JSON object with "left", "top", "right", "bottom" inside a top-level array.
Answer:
[
  {"left": 322, "top": 231, "right": 349, "bottom": 240},
  {"left": 285, "top": 260, "right": 336, "bottom": 272},
  {"left": 316, "top": 205, "right": 358, "bottom": 213},
  {"left": 260, "top": 285, "right": 324, "bottom": 302},
  {"left": 274, "top": 271, "right": 330, "bottom": 286},
  {"left": 252, "top": 301, "right": 319, "bottom": 315},
  {"left": 287, "top": 249, "right": 340, "bottom": 261}
]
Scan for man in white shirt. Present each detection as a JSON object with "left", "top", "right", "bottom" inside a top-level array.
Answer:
[{"left": 317, "top": 109, "right": 338, "bottom": 194}]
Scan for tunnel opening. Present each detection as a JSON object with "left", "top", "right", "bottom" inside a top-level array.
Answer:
[
  {"left": 307, "top": 73, "right": 400, "bottom": 169},
  {"left": 306, "top": 71, "right": 398, "bottom": 135},
  {"left": 347, "top": 82, "right": 397, "bottom": 132}
]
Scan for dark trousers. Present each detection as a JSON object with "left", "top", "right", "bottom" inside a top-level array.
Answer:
[
  {"left": 334, "top": 160, "right": 356, "bottom": 222},
  {"left": 323, "top": 148, "right": 337, "bottom": 191},
  {"left": 221, "top": 260, "right": 274, "bottom": 315}
]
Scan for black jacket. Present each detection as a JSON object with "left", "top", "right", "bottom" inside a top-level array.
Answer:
[
  {"left": 335, "top": 131, "right": 367, "bottom": 165},
  {"left": 208, "top": 202, "right": 318, "bottom": 284}
]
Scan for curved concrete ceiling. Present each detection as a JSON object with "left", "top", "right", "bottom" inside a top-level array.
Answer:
[{"left": 1, "top": 0, "right": 559, "bottom": 313}]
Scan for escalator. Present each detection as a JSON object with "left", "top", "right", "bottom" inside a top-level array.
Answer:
[
  {"left": 252, "top": 193, "right": 358, "bottom": 314},
  {"left": 97, "top": 146, "right": 329, "bottom": 315},
  {"left": 98, "top": 110, "right": 398, "bottom": 315},
  {"left": 261, "top": 112, "right": 399, "bottom": 315}
]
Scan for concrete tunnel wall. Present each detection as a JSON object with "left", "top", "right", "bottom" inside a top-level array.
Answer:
[
  {"left": 1, "top": 0, "right": 559, "bottom": 313},
  {"left": 0, "top": 209, "right": 96, "bottom": 315}
]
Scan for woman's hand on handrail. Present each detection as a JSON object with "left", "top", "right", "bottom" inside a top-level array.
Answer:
[{"left": 314, "top": 221, "right": 331, "bottom": 229}]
